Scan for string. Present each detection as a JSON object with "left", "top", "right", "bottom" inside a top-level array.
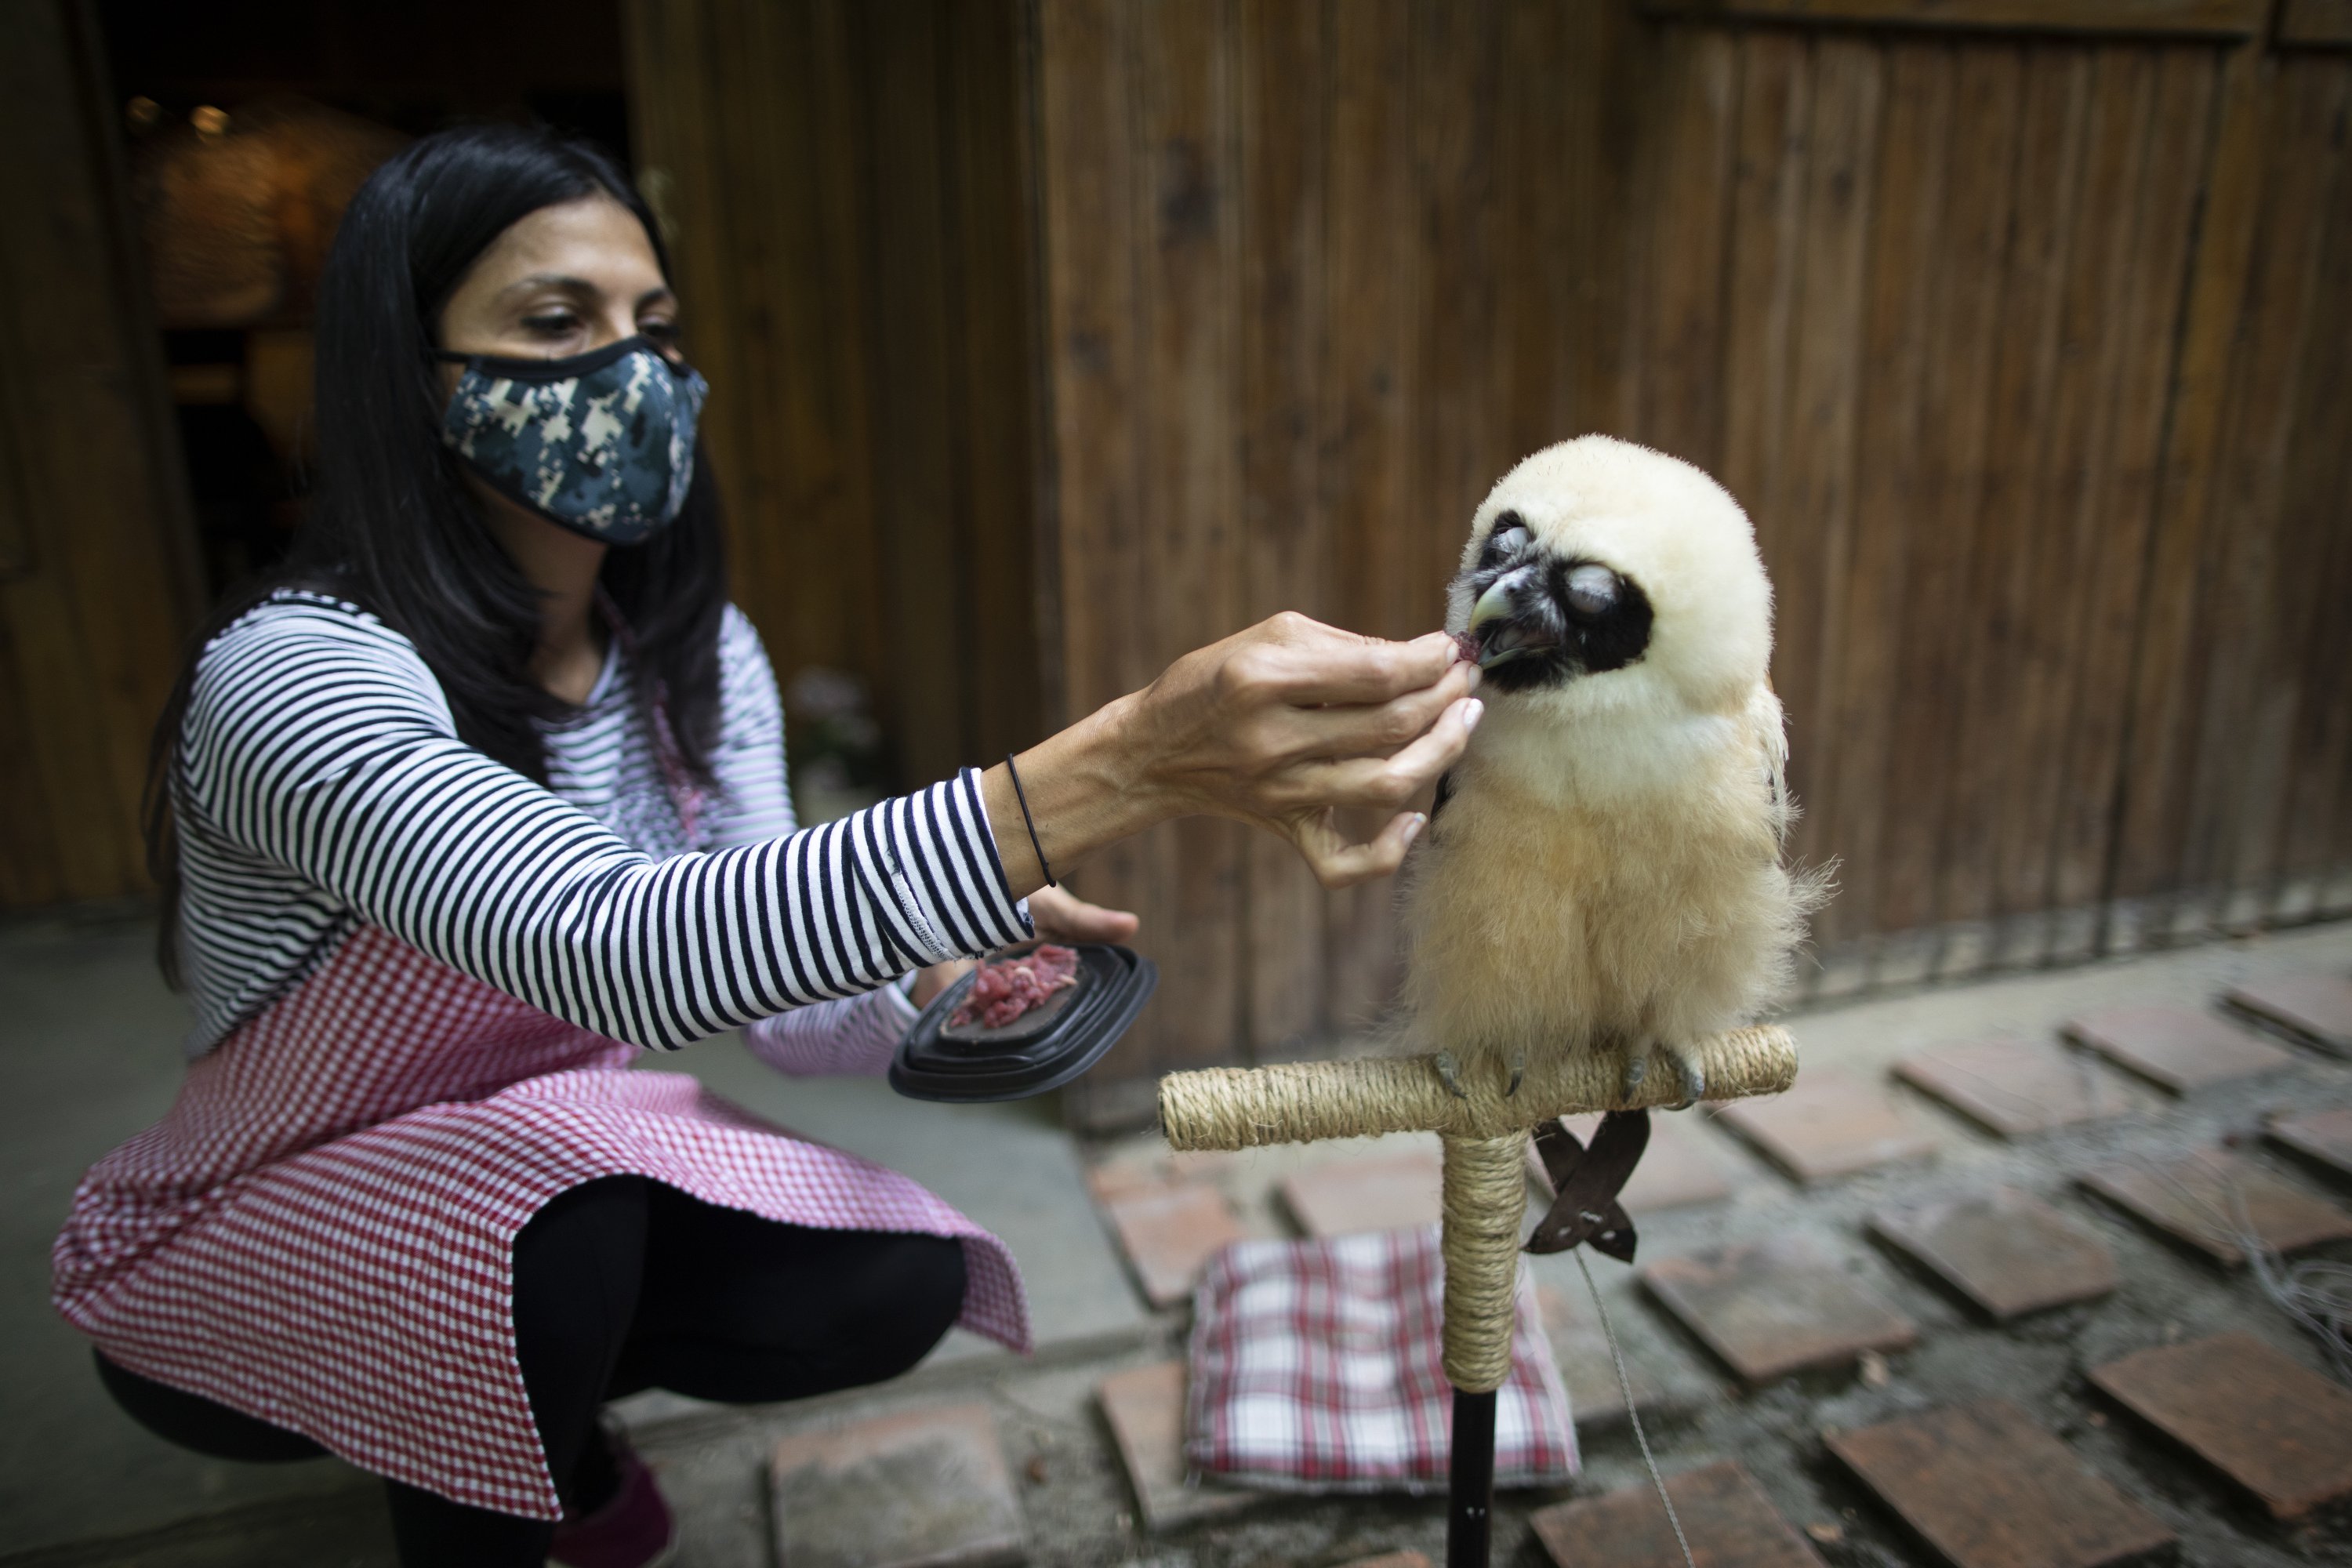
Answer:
[
  {"left": 1575, "top": 1250, "right": 1694, "bottom": 1568},
  {"left": 1004, "top": 751, "right": 1057, "bottom": 887}
]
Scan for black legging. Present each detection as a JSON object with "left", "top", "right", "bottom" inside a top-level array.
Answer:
[{"left": 96, "top": 1176, "right": 967, "bottom": 1564}]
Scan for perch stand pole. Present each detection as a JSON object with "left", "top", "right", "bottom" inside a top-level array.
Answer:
[{"left": 1158, "top": 1025, "right": 1798, "bottom": 1568}]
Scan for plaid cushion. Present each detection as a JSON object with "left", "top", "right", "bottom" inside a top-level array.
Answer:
[{"left": 1183, "top": 1225, "right": 1577, "bottom": 1494}]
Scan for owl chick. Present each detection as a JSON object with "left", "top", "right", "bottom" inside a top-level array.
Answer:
[{"left": 1402, "top": 436, "right": 1821, "bottom": 1106}]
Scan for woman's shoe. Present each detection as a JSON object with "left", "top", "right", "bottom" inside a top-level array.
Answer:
[{"left": 547, "top": 1440, "right": 677, "bottom": 1568}]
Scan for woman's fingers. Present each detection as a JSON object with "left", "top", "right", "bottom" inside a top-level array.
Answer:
[
  {"left": 1290, "top": 807, "right": 1430, "bottom": 889},
  {"left": 1026, "top": 883, "right": 1142, "bottom": 943},
  {"left": 1276, "top": 697, "right": 1483, "bottom": 811},
  {"left": 1279, "top": 659, "right": 1479, "bottom": 760},
  {"left": 1238, "top": 619, "right": 1466, "bottom": 707}
]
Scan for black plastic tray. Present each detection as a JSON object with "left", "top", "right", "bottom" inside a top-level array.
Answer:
[{"left": 889, "top": 942, "right": 1158, "bottom": 1103}]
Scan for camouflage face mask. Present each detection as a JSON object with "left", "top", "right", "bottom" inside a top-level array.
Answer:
[{"left": 437, "top": 336, "right": 709, "bottom": 546}]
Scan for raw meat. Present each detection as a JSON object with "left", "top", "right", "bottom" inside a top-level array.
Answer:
[{"left": 950, "top": 944, "right": 1082, "bottom": 1030}]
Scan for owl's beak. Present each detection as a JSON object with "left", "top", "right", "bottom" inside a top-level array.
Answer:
[{"left": 1467, "top": 567, "right": 1557, "bottom": 670}]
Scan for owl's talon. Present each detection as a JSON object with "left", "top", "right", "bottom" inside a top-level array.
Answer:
[
  {"left": 1435, "top": 1051, "right": 1471, "bottom": 1100},
  {"left": 1620, "top": 1053, "right": 1648, "bottom": 1102},
  {"left": 1504, "top": 1047, "right": 1525, "bottom": 1098},
  {"left": 1676, "top": 1060, "right": 1706, "bottom": 1109}
]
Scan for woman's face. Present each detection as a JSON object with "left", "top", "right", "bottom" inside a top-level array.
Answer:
[{"left": 436, "top": 193, "right": 681, "bottom": 367}]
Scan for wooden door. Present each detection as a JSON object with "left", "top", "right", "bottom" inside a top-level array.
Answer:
[{"left": 0, "top": 0, "right": 203, "bottom": 909}]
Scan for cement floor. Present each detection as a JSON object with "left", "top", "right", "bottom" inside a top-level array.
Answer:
[{"left": 4, "top": 910, "right": 2349, "bottom": 1566}]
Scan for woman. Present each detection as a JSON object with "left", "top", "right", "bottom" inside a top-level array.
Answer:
[{"left": 53, "top": 125, "right": 1480, "bottom": 1566}]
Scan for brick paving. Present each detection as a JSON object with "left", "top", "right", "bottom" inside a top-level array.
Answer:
[
  {"left": 2089, "top": 1333, "right": 2352, "bottom": 1519},
  {"left": 768, "top": 1403, "right": 1027, "bottom": 1568},
  {"left": 1094, "top": 1360, "right": 1258, "bottom": 1533},
  {"left": 1639, "top": 1238, "right": 1917, "bottom": 1385},
  {"left": 1098, "top": 1179, "right": 1250, "bottom": 1308},
  {"left": 1824, "top": 1399, "right": 2174, "bottom": 1567},
  {"left": 2267, "top": 1105, "right": 2352, "bottom": 1185},
  {"left": 2079, "top": 1149, "right": 2352, "bottom": 1266},
  {"left": 2065, "top": 1004, "right": 2298, "bottom": 1093},
  {"left": 1867, "top": 1185, "right": 2118, "bottom": 1319},
  {"left": 1711, "top": 1068, "right": 1939, "bottom": 1182},
  {"left": 2227, "top": 970, "right": 2352, "bottom": 1054},
  {"left": 1279, "top": 1144, "right": 1443, "bottom": 1237},
  {"left": 1529, "top": 1461, "right": 1825, "bottom": 1567},
  {"left": 1893, "top": 1036, "right": 2139, "bottom": 1138},
  {"left": 1535, "top": 1283, "right": 1675, "bottom": 1432},
  {"left": 1550, "top": 1112, "right": 1736, "bottom": 1214}
]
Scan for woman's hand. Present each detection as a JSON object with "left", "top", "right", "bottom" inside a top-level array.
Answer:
[
  {"left": 1124, "top": 616, "right": 1482, "bottom": 885},
  {"left": 982, "top": 614, "right": 1482, "bottom": 895},
  {"left": 906, "top": 887, "right": 1135, "bottom": 1010},
  {"left": 1027, "top": 884, "right": 1140, "bottom": 944},
  {"left": 909, "top": 959, "right": 975, "bottom": 1010}
]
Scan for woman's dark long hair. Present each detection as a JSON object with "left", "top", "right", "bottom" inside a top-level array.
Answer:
[{"left": 147, "top": 125, "right": 728, "bottom": 985}]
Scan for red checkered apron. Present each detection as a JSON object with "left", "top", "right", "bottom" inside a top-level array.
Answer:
[{"left": 51, "top": 923, "right": 1029, "bottom": 1519}]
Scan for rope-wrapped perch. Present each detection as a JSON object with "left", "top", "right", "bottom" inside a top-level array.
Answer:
[
  {"left": 1439, "top": 1133, "right": 1530, "bottom": 1391},
  {"left": 1156, "top": 1025, "right": 1798, "bottom": 1397},
  {"left": 1157, "top": 1024, "right": 1797, "bottom": 1152}
]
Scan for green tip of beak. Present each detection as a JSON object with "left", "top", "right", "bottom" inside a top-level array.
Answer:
[{"left": 1467, "top": 578, "right": 1515, "bottom": 632}]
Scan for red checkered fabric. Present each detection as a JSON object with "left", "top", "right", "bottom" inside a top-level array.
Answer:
[
  {"left": 52, "top": 924, "right": 1029, "bottom": 1519},
  {"left": 1183, "top": 1226, "right": 1575, "bottom": 1494}
]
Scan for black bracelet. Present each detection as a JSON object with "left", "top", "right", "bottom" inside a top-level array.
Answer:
[{"left": 1004, "top": 752, "right": 1057, "bottom": 887}]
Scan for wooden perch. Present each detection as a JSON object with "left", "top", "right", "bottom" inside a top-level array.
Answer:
[{"left": 1157, "top": 1025, "right": 1798, "bottom": 1152}]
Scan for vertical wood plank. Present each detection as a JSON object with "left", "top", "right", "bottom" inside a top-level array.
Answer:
[
  {"left": 1636, "top": 27, "right": 1741, "bottom": 471},
  {"left": 1411, "top": 0, "right": 1506, "bottom": 598},
  {"left": 1815, "top": 39, "right": 1949, "bottom": 960},
  {"left": 2270, "top": 72, "right": 2352, "bottom": 919},
  {"left": 1491, "top": 0, "right": 1577, "bottom": 464},
  {"left": 1719, "top": 30, "right": 1813, "bottom": 579},
  {"left": 946, "top": 0, "right": 1046, "bottom": 765},
  {"left": 1033, "top": 0, "right": 1159, "bottom": 1103},
  {"left": 1133, "top": 0, "right": 1247, "bottom": 1069},
  {"left": 1561, "top": 0, "right": 1650, "bottom": 440},
  {"left": 858, "top": 2, "right": 972, "bottom": 786},
  {"left": 2047, "top": 45, "right": 2212, "bottom": 955},
  {"left": 1319, "top": 0, "right": 1417, "bottom": 1031},
  {"left": 2109, "top": 39, "right": 2269, "bottom": 924},
  {"left": 1238, "top": 0, "right": 1329, "bottom": 1057},
  {"left": 1877, "top": 41, "right": 2020, "bottom": 965},
  {"left": 2193, "top": 58, "right": 2351, "bottom": 931},
  {"left": 1773, "top": 36, "right": 1882, "bottom": 956},
  {"left": 1975, "top": 45, "right": 2136, "bottom": 967},
  {"left": 1937, "top": 43, "right": 2087, "bottom": 970}
]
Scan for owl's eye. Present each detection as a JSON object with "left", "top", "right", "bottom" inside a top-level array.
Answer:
[
  {"left": 1485, "top": 514, "right": 1530, "bottom": 561},
  {"left": 1566, "top": 564, "right": 1620, "bottom": 617}
]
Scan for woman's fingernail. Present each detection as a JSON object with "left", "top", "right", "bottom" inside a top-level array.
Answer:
[
  {"left": 1463, "top": 662, "right": 1483, "bottom": 692},
  {"left": 1402, "top": 812, "right": 1428, "bottom": 848},
  {"left": 1461, "top": 698, "right": 1485, "bottom": 731}
]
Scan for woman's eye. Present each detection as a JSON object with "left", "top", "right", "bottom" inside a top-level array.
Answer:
[
  {"left": 521, "top": 313, "right": 581, "bottom": 337},
  {"left": 640, "top": 319, "right": 681, "bottom": 345}
]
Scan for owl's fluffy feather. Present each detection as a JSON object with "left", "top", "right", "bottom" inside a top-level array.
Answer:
[{"left": 1401, "top": 436, "right": 1821, "bottom": 1098}]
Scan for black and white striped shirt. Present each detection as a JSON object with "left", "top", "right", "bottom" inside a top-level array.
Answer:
[{"left": 175, "top": 590, "right": 1029, "bottom": 1056}]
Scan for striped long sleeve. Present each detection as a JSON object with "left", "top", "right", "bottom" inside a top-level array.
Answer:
[
  {"left": 702, "top": 608, "right": 932, "bottom": 1076},
  {"left": 175, "top": 593, "right": 1029, "bottom": 1054}
]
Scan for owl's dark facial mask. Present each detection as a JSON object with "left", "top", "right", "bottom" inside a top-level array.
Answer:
[{"left": 1458, "top": 510, "right": 1653, "bottom": 690}]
